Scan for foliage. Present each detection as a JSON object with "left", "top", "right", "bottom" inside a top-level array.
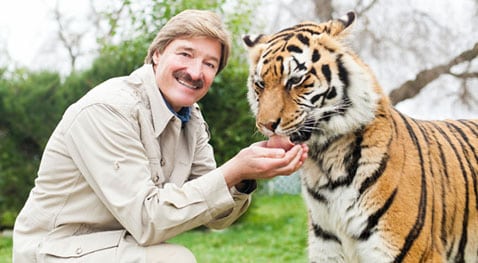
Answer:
[
  {"left": 0, "top": 132, "right": 37, "bottom": 229},
  {"left": 0, "top": 194, "right": 308, "bottom": 263},
  {"left": 0, "top": 0, "right": 261, "bottom": 228},
  {"left": 0, "top": 69, "right": 63, "bottom": 228},
  {"left": 0, "top": 69, "right": 62, "bottom": 148}
]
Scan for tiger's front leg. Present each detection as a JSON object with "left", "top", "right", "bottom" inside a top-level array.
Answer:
[
  {"left": 308, "top": 229, "right": 397, "bottom": 263},
  {"left": 307, "top": 224, "right": 345, "bottom": 262},
  {"left": 306, "top": 209, "right": 398, "bottom": 263}
]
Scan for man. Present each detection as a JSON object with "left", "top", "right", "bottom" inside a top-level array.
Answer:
[{"left": 13, "top": 9, "right": 308, "bottom": 262}]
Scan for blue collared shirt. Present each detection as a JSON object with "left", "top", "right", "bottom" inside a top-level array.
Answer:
[{"left": 161, "top": 93, "right": 191, "bottom": 124}]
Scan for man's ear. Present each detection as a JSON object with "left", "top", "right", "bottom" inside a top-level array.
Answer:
[{"left": 152, "top": 50, "right": 161, "bottom": 65}]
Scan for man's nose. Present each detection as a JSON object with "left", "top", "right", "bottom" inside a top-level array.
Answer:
[{"left": 187, "top": 59, "right": 203, "bottom": 80}]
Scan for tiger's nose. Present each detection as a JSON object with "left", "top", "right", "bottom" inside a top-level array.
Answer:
[{"left": 260, "top": 118, "right": 281, "bottom": 133}]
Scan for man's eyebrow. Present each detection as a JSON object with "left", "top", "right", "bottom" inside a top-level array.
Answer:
[{"left": 177, "top": 46, "right": 194, "bottom": 52}]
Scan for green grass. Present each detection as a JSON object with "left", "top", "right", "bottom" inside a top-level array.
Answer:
[
  {"left": 0, "top": 235, "right": 12, "bottom": 263},
  {"left": 0, "top": 194, "right": 308, "bottom": 263}
]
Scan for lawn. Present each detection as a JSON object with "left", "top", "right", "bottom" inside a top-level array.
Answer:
[
  {"left": 0, "top": 194, "right": 308, "bottom": 262},
  {"left": 0, "top": 236, "right": 12, "bottom": 263}
]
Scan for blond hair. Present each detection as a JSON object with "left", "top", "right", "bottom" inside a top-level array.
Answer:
[{"left": 144, "top": 9, "right": 231, "bottom": 74}]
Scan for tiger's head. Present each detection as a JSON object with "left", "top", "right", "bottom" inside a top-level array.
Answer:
[{"left": 243, "top": 12, "right": 381, "bottom": 144}]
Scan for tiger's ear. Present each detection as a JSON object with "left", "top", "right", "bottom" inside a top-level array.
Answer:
[
  {"left": 242, "top": 34, "right": 269, "bottom": 48},
  {"left": 327, "top": 11, "right": 356, "bottom": 36},
  {"left": 242, "top": 34, "right": 271, "bottom": 65}
]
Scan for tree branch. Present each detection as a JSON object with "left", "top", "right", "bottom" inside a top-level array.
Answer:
[
  {"left": 389, "top": 42, "right": 478, "bottom": 105},
  {"left": 52, "top": 2, "right": 83, "bottom": 72}
]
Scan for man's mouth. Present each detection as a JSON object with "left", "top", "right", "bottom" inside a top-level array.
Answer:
[
  {"left": 174, "top": 71, "right": 204, "bottom": 90},
  {"left": 176, "top": 78, "right": 201, "bottom": 89}
]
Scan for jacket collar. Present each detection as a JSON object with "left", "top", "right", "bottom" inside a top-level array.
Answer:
[{"left": 130, "top": 64, "right": 175, "bottom": 137}]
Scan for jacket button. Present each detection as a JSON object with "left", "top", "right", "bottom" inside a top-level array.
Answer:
[
  {"left": 75, "top": 247, "right": 83, "bottom": 255},
  {"left": 114, "top": 161, "right": 120, "bottom": 170},
  {"left": 160, "top": 158, "right": 166, "bottom": 166}
]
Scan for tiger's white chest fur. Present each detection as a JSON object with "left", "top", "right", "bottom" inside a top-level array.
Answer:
[{"left": 300, "top": 141, "right": 395, "bottom": 263}]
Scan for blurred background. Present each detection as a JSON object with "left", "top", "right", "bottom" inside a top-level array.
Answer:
[{"left": 0, "top": 0, "right": 477, "bottom": 230}]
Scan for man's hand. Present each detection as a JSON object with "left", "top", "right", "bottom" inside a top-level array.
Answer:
[{"left": 220, "top": 136, "right": 308, "bottom": 189}]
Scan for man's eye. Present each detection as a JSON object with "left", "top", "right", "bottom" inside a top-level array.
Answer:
[
  {"left": 205, "top": 62, "right": 216, "bottom": 69},
  {"left": 179, "top": 52, "right": 191, "bottom": 57}
]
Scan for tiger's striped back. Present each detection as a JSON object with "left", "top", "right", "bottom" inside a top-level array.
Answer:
[
  {"left": 387, "top": 111, "right": 478, "bottom": 262},
  {"left": 243, "top": 12, "right": 478, "bottom": 262}
]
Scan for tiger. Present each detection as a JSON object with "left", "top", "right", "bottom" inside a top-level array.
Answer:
[{"left": 243, "top": 12, "right": 478, "bottom": 262}]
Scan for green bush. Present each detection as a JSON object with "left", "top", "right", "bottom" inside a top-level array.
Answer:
[{"left": 0, "top": 70, "right": 63, "bottom": 228}]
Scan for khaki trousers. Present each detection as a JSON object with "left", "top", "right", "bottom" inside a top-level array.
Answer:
[{"left": 38, "top": 234, "right": 196, "bottom": 263}]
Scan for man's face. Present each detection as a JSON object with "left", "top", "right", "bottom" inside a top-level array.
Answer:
[{"left": 152, "top": 37, "right": 221, "bottom": 112}]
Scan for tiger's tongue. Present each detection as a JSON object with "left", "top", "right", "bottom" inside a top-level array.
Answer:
[{"left": 266, "top": 135, "right": 294, "bottom": 151}]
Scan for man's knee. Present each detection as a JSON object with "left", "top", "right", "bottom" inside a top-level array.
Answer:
[{"left": 146, "top": 243, "right": 197, "bottom": 263}]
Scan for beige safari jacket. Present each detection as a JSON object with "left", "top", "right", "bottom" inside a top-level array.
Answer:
[{"left": 13, "top": 64, "right": 253, "bottom": 262}]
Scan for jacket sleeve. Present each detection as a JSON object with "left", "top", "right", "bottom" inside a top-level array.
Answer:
[
  {"left": 62, "top": 104, "right": 250, "bottom": 245},
  {"left": 188, "top": 117, "right": 254, "bottom": 230}
]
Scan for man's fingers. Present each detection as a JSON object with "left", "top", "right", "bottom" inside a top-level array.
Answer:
[
  {"left": 272, "top": 146, "right": 304, "bottom": 175},
  {"left": 251, "top": 145, "right": 286, "bottom": 158}
]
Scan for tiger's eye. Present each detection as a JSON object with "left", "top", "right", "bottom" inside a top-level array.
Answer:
[
  {"left": 255, "top": 80, "right": 265, "bottom": 89},
  {"left": 289, "top": 76, "right": 302, "bottom": 85},
  {"left": 286, "top": 76, "right": 303, "bottom": 90}
]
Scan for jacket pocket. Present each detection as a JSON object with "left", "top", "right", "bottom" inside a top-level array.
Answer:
[{"left": 38, "top": 229, "right": 125, "bottom": 259}]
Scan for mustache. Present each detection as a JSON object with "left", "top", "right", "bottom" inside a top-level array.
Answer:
[{"left": 173, "top": 71, "right": 204, "bottom": 89}]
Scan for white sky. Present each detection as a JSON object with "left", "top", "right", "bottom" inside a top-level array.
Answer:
[
  {"left": 0, "top": 0, "right": 90, "bottom": 72},
  {"left": 0, "top": 0, "right": 48, "bottom": 67}
]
